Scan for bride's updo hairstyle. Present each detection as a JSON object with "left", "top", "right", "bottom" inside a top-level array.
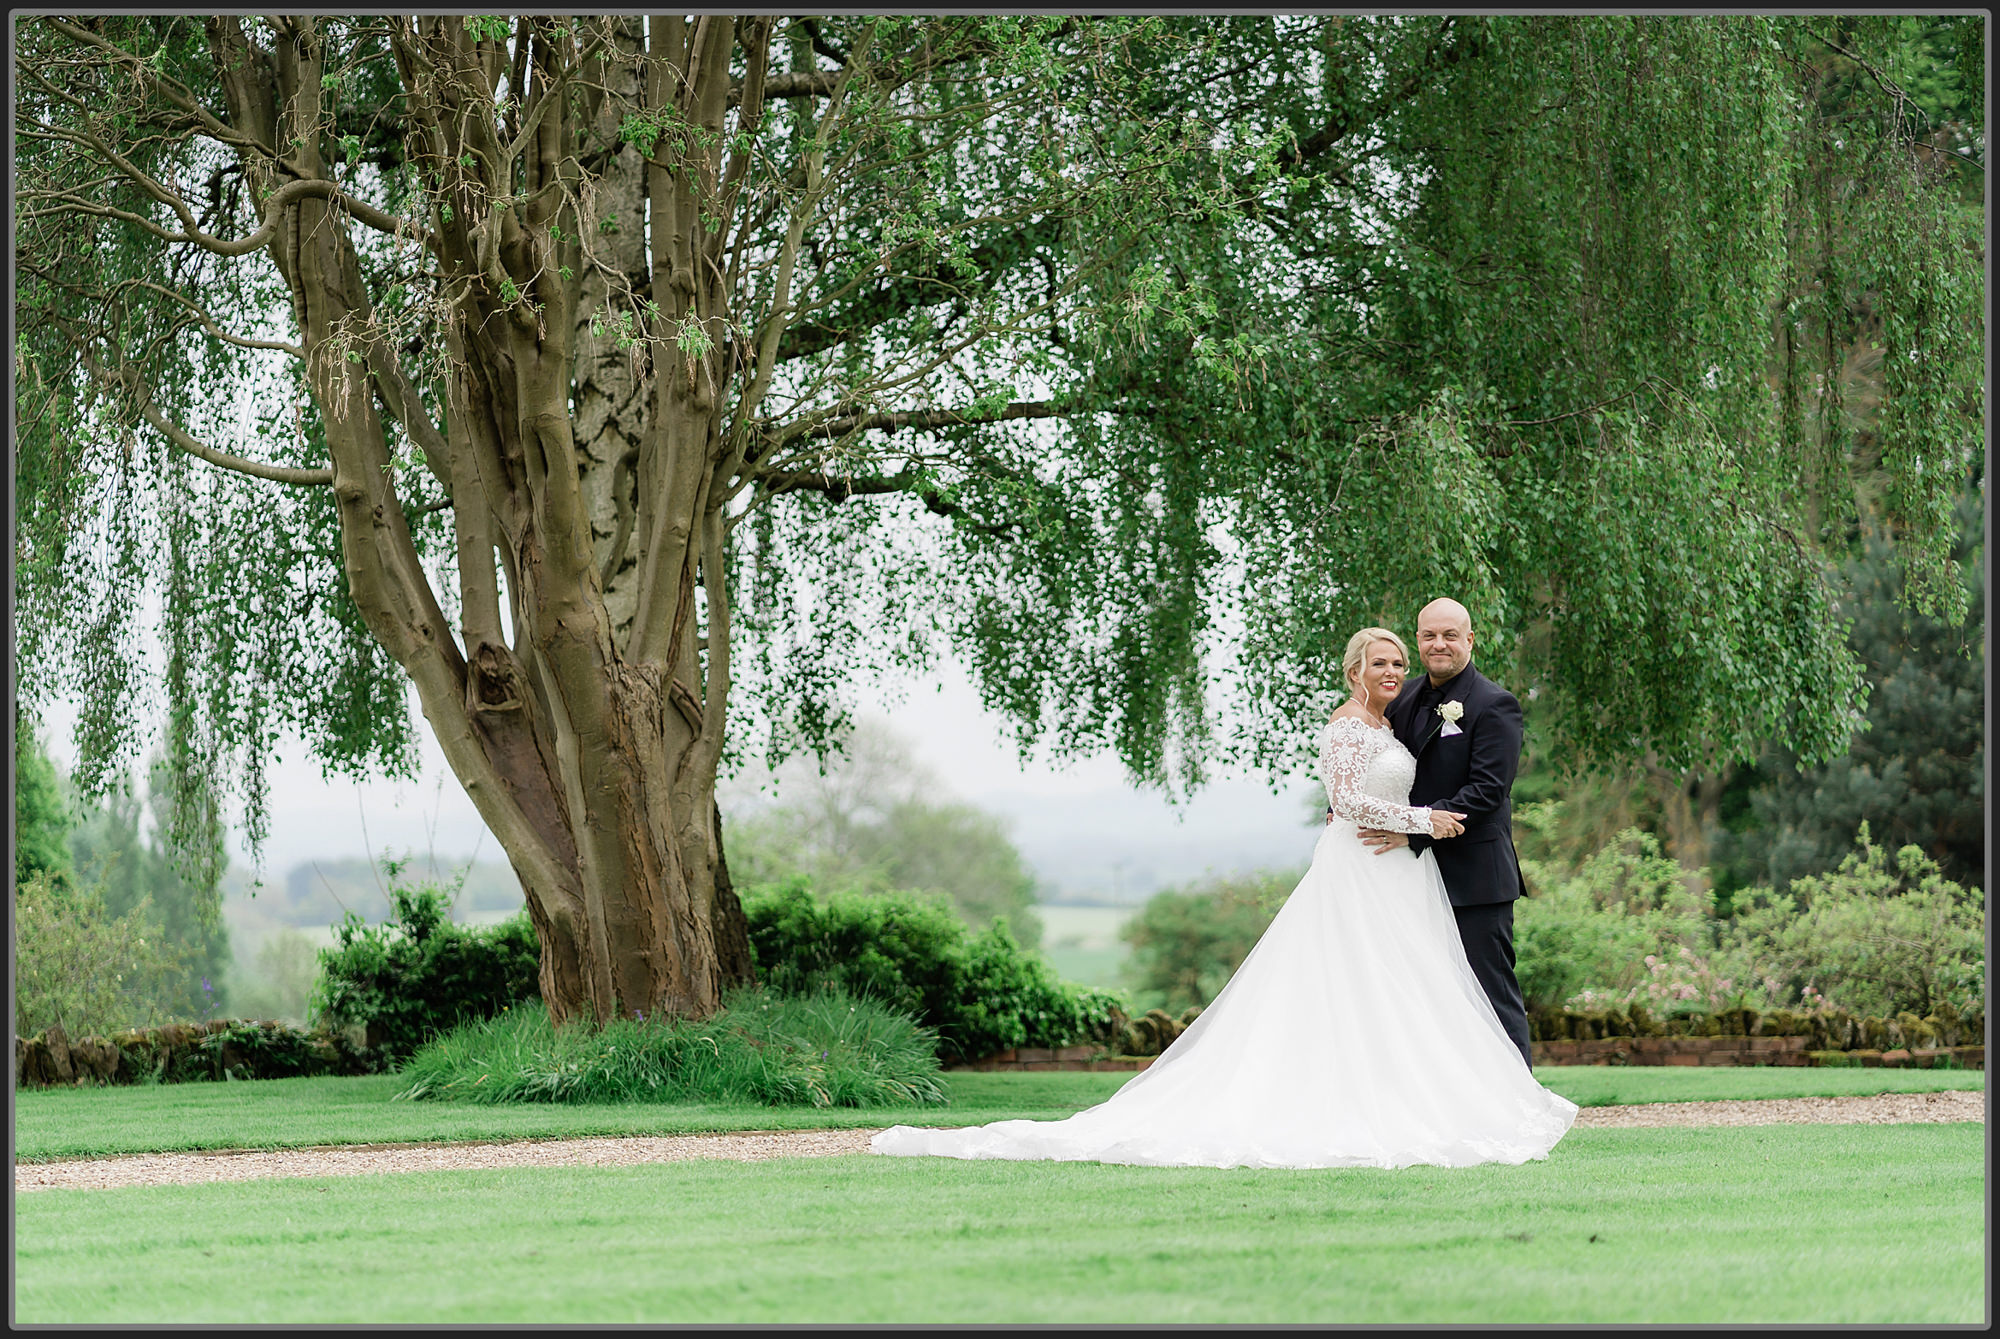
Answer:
[{"left": 1341, "top": 626, "right": 1409, "bottom": 699}]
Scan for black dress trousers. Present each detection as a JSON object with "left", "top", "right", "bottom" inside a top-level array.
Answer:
[{"left": 1452, "top": 899, "right": 1532, "bottom": 1069}]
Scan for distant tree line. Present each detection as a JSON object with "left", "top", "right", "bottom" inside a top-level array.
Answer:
[{"left": 15, "top": 726, "right": 233, "bottom": 1033}]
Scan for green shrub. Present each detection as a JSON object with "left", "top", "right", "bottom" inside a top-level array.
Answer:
[
  {"left": 14, "top": 724, "right": 73, "bottom": 887},
  {"left": 396, "top": 987, "right": 945, "bottom": 1107},
  {"left": 742, "top": 879, "right": 1122, "bottom": 1063},
  {"left": 173, "top": 1020, "right": 325, "bottom": 1083},
  {"left": 1717, "top": 825, "right": 1984, "bottom": 1018},
  {"left": 1515, "top": 830, "right": 1714, "bottom": 1012},
  {"left": 14, "top": 872, "right": 190, "bottom": 1038},
  {"left": 313, "top": 862, "right": 541, "bottom": 1062},
  {"left": 1118, "top": 870, "right": 1298, "bottom": 1014},
  {"left": 1520, "top": 825, "right": 1986, "bottom": 1020},
  {"left": 952, "top": 918, "right": 1123, "bottom": 1059}
]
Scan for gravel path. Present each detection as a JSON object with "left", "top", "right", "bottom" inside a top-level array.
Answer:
[
  {"left": 1570, "top": 1088, "right": 1983, "bottom": 1130},
  {"left": 15, "top": 1129, "right": 880, "bottom": 1193},
  {"left": 17, "top": 1090, "right": 1982, "bottom": 1193}
]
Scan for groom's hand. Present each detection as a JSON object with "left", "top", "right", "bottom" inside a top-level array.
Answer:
[{"left": 1357, "top": 828, "right": 1410, "bottom": 854}]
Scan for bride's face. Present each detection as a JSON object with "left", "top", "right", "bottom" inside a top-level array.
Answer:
[{"left": 1355, "top": 640, "right": 1407, "bottom": 710}]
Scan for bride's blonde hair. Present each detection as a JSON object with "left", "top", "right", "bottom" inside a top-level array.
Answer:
[{"left": 1341, "top": 626, "right": 1408, "bottom": 698}]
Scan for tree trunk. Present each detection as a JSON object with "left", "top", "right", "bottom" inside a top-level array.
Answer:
[
  {"left": 573, "top": 17, "right": 651, "bottom": 652},
  {"left": 214, "top": 15, "right": 754, "bottom": 1027},
  {"left": 1646, "top": 758, "right": 1725, "bottom": 897}
]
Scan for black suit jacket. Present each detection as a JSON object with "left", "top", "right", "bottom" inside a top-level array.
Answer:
[{"left": 1385, "top": 664, "right": 1526, "bottom": 907}]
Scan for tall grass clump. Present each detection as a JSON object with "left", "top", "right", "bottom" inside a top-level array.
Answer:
[{"left": 394, "top": 986, "right": 946, "bottom": 1108}]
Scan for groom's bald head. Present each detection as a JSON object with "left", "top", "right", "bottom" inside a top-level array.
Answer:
[{"left": 1416, "top": 598, "right": 1474, "bottom": 685}]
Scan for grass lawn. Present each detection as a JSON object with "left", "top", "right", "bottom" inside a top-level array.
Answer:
[
  {"left": 13, "top": 1065, "right": 1981, "bottom": 1162},
  {"left": 11, "top": 1071, "right": 1122, "bottom": 1162},
  {"left": 13, "top": 1122, "right": 1982, "bottom": 1323}
]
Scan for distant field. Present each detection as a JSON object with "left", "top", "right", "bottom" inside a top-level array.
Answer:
[
  {"left": 1037, "top": 904, "right": 1135, "bottom": 989},
  {"left": 1042, "top": 945, "right": 1128, "bottom": 989},
  {"left": 1037, "top": 904, "right": 1135, "bottom": 948}
]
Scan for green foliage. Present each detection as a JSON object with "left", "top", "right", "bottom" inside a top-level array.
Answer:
[
  {"left": 13, "top": 18, "right": 1980, "bottom": 1017},
  {"left": 313, "top": 862, "right": 542, "bottom": 1061},
  {"left": 1520, "top": 826, "right": 1984, "bottom": 1019},
  {"left": 153, "top": 1020, "right": 344, "bottom": 1084},
  {"left": 14, "top": 724, "right": 73, "bottom": 887},
  {"left": 1118, "top": 870, "right": 1298, "bottom": 1014},
  {"left": 1719, "top": 826, "right": 1983, "bottom": 1019},
  {"left": 1516, "top": 831, "right": 1716, "bottom": 1013},
  {"left": 396, "top": 988, "right": 945, "bottom": 1108},
  {"left": 22, "top": 1017, "right": 388, "bottom": 1089},
  {"left": 951, "top": 918, "right": 1118, "bottom": 1061},
  {"left": 742, "top": 879, "right": 1121, "bottom": 1063},
  {"left": 461, "top": 15, "right": 510, "bottom": 45},
  {"left": 13, "top": 872, "right": 188, "bottom": 1038},
  {"left": 190, "top": 1020, "right": 323, "bottom": 1080},
  {"left": 1713, "top": 493, "right": 1983, "bottom": 893}
]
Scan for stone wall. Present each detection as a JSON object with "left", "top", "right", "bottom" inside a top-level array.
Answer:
[
  {"left": 953, "top": 1005, "right": 1988, "bottom": 1072},
  {"left": 1530, "top": 1035, "right": 1984, "bottom": 1069},
  {"left": 16, "top": 1019, "right": 389, "bottom": 1089},
  {"left": 952, "top": 1046, "right": 1155, "bottom": 1073}
]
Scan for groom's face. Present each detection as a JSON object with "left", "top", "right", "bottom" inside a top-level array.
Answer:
[{"left": 1416, "top": 609, "right": 1474, "bottom": 683}]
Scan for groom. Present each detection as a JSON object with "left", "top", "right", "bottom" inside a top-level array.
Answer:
[{"left": 1341, "top": 598, "right": 1534, "bottom": 1068}]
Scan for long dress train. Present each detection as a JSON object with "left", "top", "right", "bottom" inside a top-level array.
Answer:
[{"left": 869, "top": 716, "right": 1577, "bottom": 1169}]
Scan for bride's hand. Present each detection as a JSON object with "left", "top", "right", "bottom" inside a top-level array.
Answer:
[{"left": 1428, "top": 809, "right": 1466, "bottom": 839}]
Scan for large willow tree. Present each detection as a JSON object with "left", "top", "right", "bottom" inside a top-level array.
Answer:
[{"left": 16, "top": 16, "right": 1981, "bottom": 1024}]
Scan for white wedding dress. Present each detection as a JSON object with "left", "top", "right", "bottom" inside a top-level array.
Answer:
[{"left": 870, "top": 716, "right": 1578, "bottom": 1169}]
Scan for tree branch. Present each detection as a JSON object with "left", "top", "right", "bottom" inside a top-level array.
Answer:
[
  {"left": 45, "top": 18, "right": 272, "bottom": 160},
  {"left": 1283, "top": 18, "right": 1471, "bottom": 170},
  {"left": 131, "top": 280, "right": 305, "bottom": 357},
  {"left": 755, "top": 466, "right": 1017, "bottom": 538},
  {"left": 25, "top": 171, "right": 423, "bottom": 258},
  {"left": 731, "top": 70, "right": 839, "bottom": 104},
  {"left": 730, "top": 21, "right": 1068, "bottom": 108},
  {"left": 776, "top": 219, "right": 1064, "bottom": 362},
  {"left": 767, "top": 399, "right": 1063, "bottom": 452},
  {"left": 93, "top": 357, "right": 334, "bottom": 486}
]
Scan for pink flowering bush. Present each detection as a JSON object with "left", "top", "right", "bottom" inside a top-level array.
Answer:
[
  {"left": 1514, "top": 829, "right": 1713, "bottom": 1012},
  {"left": 1565, "top": 946, "right": 1744, "bottom": 1015}
]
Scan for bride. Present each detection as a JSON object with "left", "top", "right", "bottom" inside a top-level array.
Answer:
[{"left": 871, "top": 626, "right": 1578, "bottom": 1170}]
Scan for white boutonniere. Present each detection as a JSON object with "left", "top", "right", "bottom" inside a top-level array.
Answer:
[{"left": 1436, "top": 700, "right": 1465, "bottom": 737}]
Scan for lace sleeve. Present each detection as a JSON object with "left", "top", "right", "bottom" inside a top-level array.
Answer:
[{"left": 1318, "top": 718, "right": 1432, "bottom": 833}]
